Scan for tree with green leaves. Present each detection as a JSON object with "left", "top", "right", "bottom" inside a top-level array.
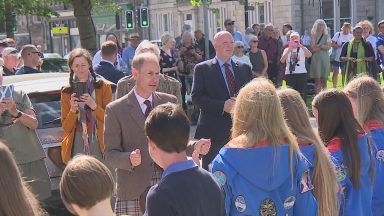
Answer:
[{"left": 0, "top": 0, "right": 58, "bottom": 38}]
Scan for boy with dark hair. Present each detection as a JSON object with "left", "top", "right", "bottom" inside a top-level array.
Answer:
[{"left": 144, "top": 103, "right": 225, "bottom": 216}]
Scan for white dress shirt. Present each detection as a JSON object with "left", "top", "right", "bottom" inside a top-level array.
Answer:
[{"left": 134, "top": 89, "right": 153, "bottom": 114}]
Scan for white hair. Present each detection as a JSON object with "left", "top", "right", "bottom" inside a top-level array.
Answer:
[
  {"left": 234, "top": 41, "right": 244, "bottom": 47},
  {"left": 135, "top": 40, "right": 161, "bottom": 60},
  {"left": 247, "top": 35, "right": 258, "bottom": 45},
  {"left": 311, "top": 19, "right": 329, "bottom": 36},
  {"left": 182, "top": 31, "right": 194, "bottom": 44}
]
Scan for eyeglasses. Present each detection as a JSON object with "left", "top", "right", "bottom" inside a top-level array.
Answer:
[
  {"left": 236, "top": 46, "right": 244, "bottom": 48},
  {"left": 30, "top": 51, "right": 44, "bottom": 58},
  {"left": 226, "top": 23, "right": 234, "bottom": 26}
]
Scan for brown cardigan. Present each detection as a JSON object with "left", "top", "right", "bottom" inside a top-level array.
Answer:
[{"left": 61, "top": 81, "right": 112, "bottom": 164}]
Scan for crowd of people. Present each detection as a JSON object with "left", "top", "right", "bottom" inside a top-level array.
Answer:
[{"left": 1, "top": 18, "right": 384, "bottom": 216}]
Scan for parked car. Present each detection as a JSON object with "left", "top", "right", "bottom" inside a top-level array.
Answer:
[
  {"left": 41, "top": 53, "right": 69, "bottom": 73},
  {"left": 3, "top": 73, "right": 116, "bottom": 213}
]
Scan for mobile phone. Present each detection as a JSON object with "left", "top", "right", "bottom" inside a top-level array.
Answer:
[
  {"left": 72, "top": 82, "right": 88, "bottom": 100},
  {"left": 0, "top": 85, "right": 14, "bottom": 101}
]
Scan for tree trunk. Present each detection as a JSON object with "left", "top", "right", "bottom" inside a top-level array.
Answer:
[
  {"left": 5, "top": 3, "right": 14, "bottom": 39},
  {"left": 71, "top": 0, "right": 97, "bottom": 55}
]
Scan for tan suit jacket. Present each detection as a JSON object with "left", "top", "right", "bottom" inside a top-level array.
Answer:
[
  {"left": 104, "top": 90, "right": 177, "bottom": 200},
  {"left": 116, "top": 74, "right": 182, "bottom": 105}
]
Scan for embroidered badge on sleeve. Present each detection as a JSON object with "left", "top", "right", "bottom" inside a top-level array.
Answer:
[
  {"left": 213, "top": 170, "right": 227, "bottom": 187},
  {"left": 283, "top": 196, "right": 296, "bottom": 210},
  {"left": 336, "top": 164, "right": 347, "bottom": 182},
  {"left": 376, "top": 150, "right": 384, "bottom": 162},
  {"left": 259, "top": 198, "right": 277, "bottom": 216},
  {"left": 235, "top": 195, "right": 247, "bottom": 213},
  {"left": 300, "top": 170, "right": 314, "bottom": 193}
]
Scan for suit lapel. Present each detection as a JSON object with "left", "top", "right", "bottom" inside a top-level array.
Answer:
[
  {"left": 231, "top": 60, "right": 242, "bottom": 95},
  {"left": 212, "top": 58, "right": 230, "bottom": 97},
  {"left": 152, "top": 92, "right": 161, "bottom": 108},
  {"left": 126, "top": 90, "right": 146, "bottom": 128}
]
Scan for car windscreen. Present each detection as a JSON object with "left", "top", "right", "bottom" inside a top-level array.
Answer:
[
  {"left": 28, "top": 91, "right": 62, "bottom": 129},
  {"left": 41, "top": 58, "right": 69, "bottom": 73}
]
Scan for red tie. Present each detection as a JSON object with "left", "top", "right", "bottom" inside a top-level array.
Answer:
[
  {"left": 224, "top": 63, "right": 235, "bottom": 97},
  {"left": 144, "top": 100, "right": 152, "bottom": 117}
]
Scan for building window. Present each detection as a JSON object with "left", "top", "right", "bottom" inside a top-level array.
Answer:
[
  {"left": 186, "top": 14, "right": 192, "bottom": 21},
  {"left": 32, "top": 16, "right": 42, "bottom": 24},
  {"left": 163, "top": 14, "right": 169, "bottom": 32},
  {"left": 321, "top": 0, "right": 351, "bottom": 36},
  {"left": 340, "top": 0, "right": 351, "bottom": 24},
  {"left": 258, "top": 3, "right": 265, "bottom": 24}
]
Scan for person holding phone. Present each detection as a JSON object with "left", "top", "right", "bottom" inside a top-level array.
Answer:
[
  {"left": 280, "top": 32, "right": 312, "bottom": 102},
  {"left": 61, "top": 48, "right": 112, "bottom": 164},
  {"left": 0, "top": 68, "right": 51, "bottom": 201}
]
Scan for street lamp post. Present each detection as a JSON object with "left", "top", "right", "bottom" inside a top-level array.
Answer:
[{"left": 203, "top": 0, "right": 210, "bottom": 60}]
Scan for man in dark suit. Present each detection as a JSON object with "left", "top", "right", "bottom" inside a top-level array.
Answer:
[
  {"left": 192, "top": 31, "right": 253, "bottom": 170},
  {"left": 104, "top": 52, "right": 211, "bottom": 216},
  {"left": 94, "top": 41, "right": 125, "bottom": 84}
]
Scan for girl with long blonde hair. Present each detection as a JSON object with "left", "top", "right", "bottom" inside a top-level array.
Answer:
[
  {"left": 212, "top": 78, "right": 317, "bottom": 216},
  {"left": 312, "top": 89, "right": 374, "bottom": 216},
  {"left": 0, "top": 142, "right": 43, "bottom": 216},
  {"left": 344, "top": 75, "right": 384, "bottom": 215},
  {"left": 277, "top": 88, "right": 338, "bottom": 216}
]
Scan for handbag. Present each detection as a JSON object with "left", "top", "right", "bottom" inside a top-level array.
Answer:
[{"left": 308, "top": 34, "right": 324, "bottom": 64}]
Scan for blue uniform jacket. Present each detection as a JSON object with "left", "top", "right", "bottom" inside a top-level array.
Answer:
[
  {"left": 327, "top": 135, "right": 373, "bottom": 216},
  {"left": 211, "top": 144, "right": 318, "bottom": 216},
  {"left": 299, "top": 143, "right": 316, "bottom": 177},
  {"left": 365, "top": 120, "right": 384, "bottom": 216}
]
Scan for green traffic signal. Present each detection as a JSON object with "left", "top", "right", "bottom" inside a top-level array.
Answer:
[
  {"left": 140, "top": 7, "right": 149, "bottom": 27},
  {"left": 126, "top": 10, "right": 134, "bottom": 29}
]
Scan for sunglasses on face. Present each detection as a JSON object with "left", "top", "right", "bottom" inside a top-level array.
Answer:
[
  {"left": 30, "top": 51, "right": 44, "bottom": 58},
  {"left": 226, "top": 23, "right": 234, "bottom": 26},
  {"left": 236, "top": 46, "right": 244, "bottom": 49}
]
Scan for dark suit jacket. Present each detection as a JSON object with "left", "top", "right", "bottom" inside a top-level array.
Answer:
[
  {"left": 191, "top": 58, "right": 253, "bottom": 142},
  {"left": 95, "top": 61, "right": 125, "bottom": 84},
  {"left": 104, "top": 90, "right": 177, "bottom": 200}
]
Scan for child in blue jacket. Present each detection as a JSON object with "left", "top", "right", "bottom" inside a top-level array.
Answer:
[
  {"left": 212, "top": 78, "right": 318, "bottom": 216},
  {"left": 313, "top": 88, "right": 374, "bottom": 216},
  {"left": 344, "top": 76, "right": 384, "bottom": 216},
  {"left": 278, "top": 88, "right": 338, "bottom": 216}
]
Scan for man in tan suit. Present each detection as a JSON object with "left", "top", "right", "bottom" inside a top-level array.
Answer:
[
  {"left": 104, "top": 52, "right": 209, "bottom": 216},
  {"left": 116, "top": 41, "right": 182, "bottom": 104}
]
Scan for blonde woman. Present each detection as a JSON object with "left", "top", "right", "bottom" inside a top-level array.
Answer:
[
  {"left": 277, "top": 88, "right": 338, "bottom": 216},
  {"left": 0, "top": 142, "right": 43, "bottom": 216},
  {"left": 344, "top": 76, "right": 384, "bottom": 215},
  {"left": 211, "top": 78, "right": 317, "bottom": 215},
  {"left": 310, "top": 19, "right": 332, "bottom": 93}
]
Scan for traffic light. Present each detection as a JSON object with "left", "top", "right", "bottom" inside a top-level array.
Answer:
[
  {"left": 115, "top": 13, "right": 121, "bottom": 30},
  {"left": 126, "top": 10, "right": 134, "bottom": 29},
  {"left": 140, "top": 7, "right": 149, "bottom": 27}
]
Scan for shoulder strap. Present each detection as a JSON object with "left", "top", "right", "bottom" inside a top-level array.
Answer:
[{"left": 316, "top": 34, "right": 324, "bottom": 45}]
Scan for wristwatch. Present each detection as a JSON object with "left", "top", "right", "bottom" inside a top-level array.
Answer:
[{"left": 13, "top": 111, "right": 23, "bottom": 119}]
